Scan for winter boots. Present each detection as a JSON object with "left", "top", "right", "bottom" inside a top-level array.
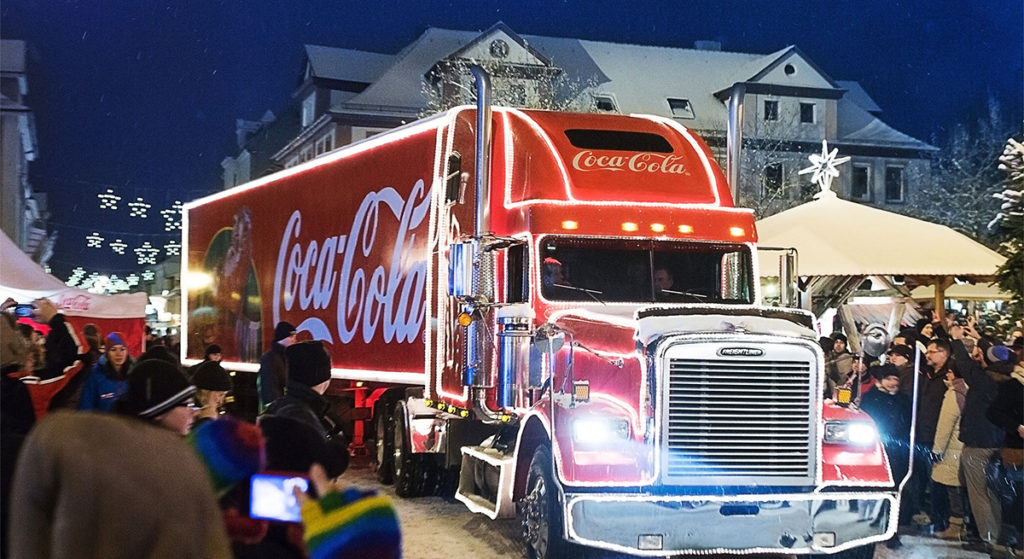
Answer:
[{"left": 935, "top": 516, "right": 965, "bottom": 540}]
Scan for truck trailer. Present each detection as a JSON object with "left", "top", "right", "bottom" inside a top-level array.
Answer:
[{"left": 183, "top": 73, "right": 898, "bottom": 558}]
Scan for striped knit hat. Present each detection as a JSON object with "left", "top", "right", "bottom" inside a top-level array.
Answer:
[
  {"left": 301, "top": 487, "right": 401, "bottom": 559},
  {"left": 187, "top": 417, "right": 265, "bottom": 495}
]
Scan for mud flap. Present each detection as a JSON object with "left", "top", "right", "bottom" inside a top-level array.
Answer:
[{"left": 454, "top": 445, "right": 516, "bottom": 519}]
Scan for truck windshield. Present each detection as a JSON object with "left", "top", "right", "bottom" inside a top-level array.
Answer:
[{"left": 539, "top": 237, "right": 754, "bottom": 304}]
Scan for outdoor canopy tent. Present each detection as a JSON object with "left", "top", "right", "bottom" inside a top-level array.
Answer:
[
  {"left": 755, "top": 190, "right": 1006, "bottom": 343},
  {"left": 0, "top": 232, "right": 147, "bottom": 353}
]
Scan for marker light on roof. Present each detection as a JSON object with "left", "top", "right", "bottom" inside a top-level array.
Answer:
[
  {"left": 622, "top": 222, "right": 639, "bottom": 232},
  {"left": 650, "top": 223, "right": 665, "bottom": 233},
  {"left": 678, "top": 224, "right": 694, "bottom": 234},
  {"left": 561, "top": 220, "right": 579, "bottom": 230},
  {"left": 730, "top": 227, "right": 745, "bottom": 237}
]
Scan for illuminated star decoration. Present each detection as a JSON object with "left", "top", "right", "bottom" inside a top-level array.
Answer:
[
  {"left": 161, "top": 201, "right": 183, "bottom": 231},
  {"left": 86, "top": 232, "right": 105, "bottom": 248},
  {"left": 134, "top": 241, "right": 159, "bottom": 265},
  {"left": 128, "top": 197, "right": 151, "bottom": 218},
  {"left": 798, "top": 140, "right": 850, "bottom": 198},
  {"left": 126, "top": 273, "right": 140, "bottom": 287},
  {"left": 164, "top": 240, "right": 181, "bottom": 256},
  {"left": 109, "top": 238, "right": 127, "bottom": 255},
  {"left": 98, "top": 189, "right": 121, "bottom": 210},
  {"left": 141, "top": 269, "right": 155, "bottom": 282}
]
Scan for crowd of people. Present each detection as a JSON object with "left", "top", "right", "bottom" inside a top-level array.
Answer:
[
  {"left": 1, "top": 300, "right": 399, "bottom": 559},
  {"left": 823, "top": 312, "right": 1023, "bottom": 558}
]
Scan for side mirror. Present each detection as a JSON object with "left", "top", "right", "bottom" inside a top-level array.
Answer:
[
  {"left": 529, "top": 326, "right": 565, "bottom": 390},
  {"left": 448, "top": 241, "right": 474, "bottom": 297}
]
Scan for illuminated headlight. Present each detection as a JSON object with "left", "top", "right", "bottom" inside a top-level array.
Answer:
[
  {"left": 824, "top": 421, "right": 878, "bottom": 445},
  {"left": 572, "top": 417, "right": 630, "bottom": 445}
]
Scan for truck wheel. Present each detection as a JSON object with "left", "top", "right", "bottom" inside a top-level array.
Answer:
[
  {"left": 826, "top": 545, "right": 875, "bottom": 559},
  {"left": 520, "top": 445, "right": 574, "bottom": 559},
  {"left": 393, "top": 401, "right": 423, "bottom": 497},
  {"left": 374, "top": 400, "right": 395, "bottom": 484}
]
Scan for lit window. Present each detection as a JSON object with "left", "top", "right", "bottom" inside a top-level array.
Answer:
[
  {"left": 851, "top": 165, "right": 871, "bottom": 200},
  {"left": 800, "top": 102, "right": 815, "bottom": 124},
  {"left": 667, "top": 98, "right": 695, "bottom": 119},
  {"left": 764, "top": 100, "right": 779, "bottom": 121},
  {"left": 885, "top": 166, "right": 904, "bottom": 203}
]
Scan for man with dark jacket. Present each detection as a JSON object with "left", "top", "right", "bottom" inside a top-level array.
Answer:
[
  {"left": 954, "top": 337, "right": 1015, "bottom": 552},
  {"left": 32, "top": 298, "right": 83, "bottom": 380},
  {"left": 987, "top": 355, "right": 1023, "bottom": 559},
  {"left": 257, "top": 321, "right": 296, "bottom": 412},
  {"left": 904, "top": 337, "right": 954, "bottom": 530}
]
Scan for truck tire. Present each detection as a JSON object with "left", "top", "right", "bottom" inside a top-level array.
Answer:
[
  {"left": 392, "top": 401, "right": 436, "bottom": 497},
  {"left": 520, "top": 445, "right": 577, "bottom": 559},
  {"left": 374, "top": 400, "right": 395, "bottom": 484}
]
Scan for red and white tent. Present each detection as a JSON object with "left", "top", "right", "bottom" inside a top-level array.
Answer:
[{"left": 1, "top": 232, "right": 147, "bottom": 354}]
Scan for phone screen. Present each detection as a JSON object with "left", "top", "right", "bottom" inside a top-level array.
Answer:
[
  {"left": 249, "top": 473, "right": 309, "bottom": 523},
  {"left": 14, "top": 304, "right": 34, "bottom": 318}
]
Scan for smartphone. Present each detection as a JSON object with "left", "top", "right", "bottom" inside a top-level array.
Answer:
[
  {"left": 13, "top": 304, "right": 34, "bottom": 318},
  {"left": 249, "top": 473, "right": 309, "bottom": 523}
]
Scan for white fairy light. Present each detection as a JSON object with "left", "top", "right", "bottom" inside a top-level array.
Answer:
[
  {"left": 86, "top": 232, "right": 104, "bottom": 248},
  {"left": 109, "top": 238, "right": 128, "bottom": 255},
  {"left": 161, "top": 200, "right": 183, "bottom": 232},
  {"left": 164, "top": 240, "right": 181, "bottom": 256},
  {"left": 128, "top": 197, "right": 151, "bottom": 218},
  {"left": 97, "top": 188, "right": 121, "bottom": 210},
  {"left": 134, "top": 241, "right": 159, "bottom": 265},
  {"left": 126, "top": 273, "right": 140, "bottom": 286},
  {"left": 141, "top": 269, "right": 155, "bottom": 282}
]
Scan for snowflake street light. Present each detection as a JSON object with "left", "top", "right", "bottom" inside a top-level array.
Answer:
[
  {"left": 141, "top": 269, "right": 155, "bottom": 282},
  {"left": 109, "top": 238, "right": 128, "bottom": 255},
  {"left": 128, "top": 197, "right": 151, "bottom": 218},
  {"left": 86, "top": 232, "right": 104, "bottom": 248},
  {"left": 135, "top": 241, "right": 159, "bottom": 265},
  {"left": 98, "top": 189, "right": 121, "bottom": 210},
  {"left": 164, "top": 240, "right": 181, "bottom": 256},
  {"left": 798, "top": 140, "right": 850, "bottom": 198}
]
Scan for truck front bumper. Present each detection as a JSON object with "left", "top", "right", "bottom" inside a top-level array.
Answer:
[{"left": 565, "top": 491, "right": 897, "bottom": 556}]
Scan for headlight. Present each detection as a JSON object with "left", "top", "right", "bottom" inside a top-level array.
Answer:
[
  {"left": 572, "top": 417, "right": 630, "bottom": 445},
  {"left": 824, "top": 421, "right": 878, "bottom": 446}
]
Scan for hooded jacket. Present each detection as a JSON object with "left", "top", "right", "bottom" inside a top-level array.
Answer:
[
  {"left": 986, "top": 363, "right": 1024, "bottom": 450},
  {"left": 953, "top": 339, "right": 1012, "bottom": 448}
]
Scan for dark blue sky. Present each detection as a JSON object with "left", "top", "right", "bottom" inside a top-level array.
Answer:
[{"left": 2, "top": 0, "right": 1021, "bottom": 280}]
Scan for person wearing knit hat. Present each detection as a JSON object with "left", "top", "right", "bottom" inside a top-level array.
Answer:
[
  {"left": 205, "top": 344, "right": 223, "bottom": 362},
  {"left": 295, "top": 463, "right": 401, "bottom": 559},
  {"left": 138, "top": 344, "right": 181, "bottom": 368},
  {"left": 257, "top": 321, "right": 297, "bottom": 412},
  {"left": 78, "top": 331, "right": 135, "bottom": 412},
  {"left": 192, "top": 361, "right": 234, "bottom": 428},
  {"left": 186, "top": 416, "right": 264, "bottom": 495},
  {"left": 114, "top": 359, "right": 197, "bottom": 435}
]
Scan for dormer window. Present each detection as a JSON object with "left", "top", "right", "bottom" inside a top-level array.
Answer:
[
  {"left": 301, "top": 93, "right": 316, "bottom": 128},
  {"left": 667, "top": 98, "right": 695, "bottom": 119},
  {"left": 594, "top": 95, "right": 617, "bottom": 112}
]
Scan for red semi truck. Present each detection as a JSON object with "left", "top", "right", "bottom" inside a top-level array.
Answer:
[{"left": 183, "top": 75, "right": 898, "bottom": 558}]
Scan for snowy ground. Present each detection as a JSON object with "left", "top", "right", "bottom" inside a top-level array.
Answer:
[{"left": 342, "top": 455, "right": 993, "bottom": 559}]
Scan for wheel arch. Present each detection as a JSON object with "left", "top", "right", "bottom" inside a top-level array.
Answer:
[{"left": 513, "top": 415, "right": 551, "bottom": 502}]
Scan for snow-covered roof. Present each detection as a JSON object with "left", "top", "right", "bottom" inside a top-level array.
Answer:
[{"left": 309, "top": 25, "right": 932, "bottom": 150}]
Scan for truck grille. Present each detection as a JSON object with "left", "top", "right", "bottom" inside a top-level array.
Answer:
[{"left": 661, "top": 343, "right": 817, "bottom": 485}]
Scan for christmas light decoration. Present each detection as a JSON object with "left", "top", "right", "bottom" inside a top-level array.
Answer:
[
  {"left": 128, "top": 197, "right": 151, "bottom": 218},
  {"left": 164, "top": 240, "right": 181, "bottom": 256},
  {"left": 799, "top": 140, "right": 850, "bottom": 196},
  {"left": 86, "top": 232, "right": 104, "bottom": 248},
  {"left": 161, "top": 201, "right": 183, "bottom": 231},
  {"left": 98, "top": 188, "right": 121, "bottom": 210},
  {"left": 127, "top": 273, "right": 140, "bottom": 286},
  {"left": 134, "top": 241, "right": 159, "bottom": 265},
  {"left": 141, "top": 269, "right": 155, "bottom": 281},
  {"left": 109, "top": 238, "right": 128, "bottom": 255}
]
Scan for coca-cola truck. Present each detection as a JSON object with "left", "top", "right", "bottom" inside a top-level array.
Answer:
[{"left": 183, "top": 72, "right": 899, "bottom": 558}]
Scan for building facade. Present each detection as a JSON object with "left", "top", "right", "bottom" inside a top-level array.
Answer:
[{"left": 221, "top": 24, "right": 935, "bottom": 217}]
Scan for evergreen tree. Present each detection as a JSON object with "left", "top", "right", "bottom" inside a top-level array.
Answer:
[{"left": 991, "top": 137, "right": 1024, "bottom": 321}]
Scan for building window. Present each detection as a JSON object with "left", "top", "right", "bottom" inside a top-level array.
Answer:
[
  {"left": 885, "top": 166, "right": 904, "bottom": 203},
  {"left": 851, "top": 164, "right": 871, "bottom": 200},
  {"left": 800, "top": 102, "right": 815, "bottom": 124},
  {"left": 667, "top": 98, "right": 695, "bottom": 119},
  {"left": 764, "top": 100, "right": 779, "bottom": 121},
  {"left": 301, "top": 93, "right": 316, "bottom": 128},
  {"left": 594, "top": 95, "right": 617, "bottom": 112},
  {"left": 315, "top": 132, "right": 335, "bottom": 156},
  {"left": 762, "top": 163, "right": 783, "bottom": 197}
]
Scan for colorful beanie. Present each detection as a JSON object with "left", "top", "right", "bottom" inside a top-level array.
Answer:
[
  {"left": 187, "top": 416, "right": 265, "bottom": 495},
  {"left": 104, "top": 331, "right": 127, "bottom": 348},
  {"left": 301, "top": 488, "right": 401, "bottom": 559}
]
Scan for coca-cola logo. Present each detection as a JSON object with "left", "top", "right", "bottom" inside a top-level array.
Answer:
[
  {"left": 272, "top": 179, "right": 431, "bottom": 345},
  {"left": 571, "top": 151, "right": 687, "bottom": 174},
  {"left": 58, "top": 294, "right": 92, "bottom": 311}
]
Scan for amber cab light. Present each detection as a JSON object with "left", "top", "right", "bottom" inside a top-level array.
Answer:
[
  {"left": 650, "top": 223, "right": 665, "bottom": 233},
  {"left": 561, "top": 220, "right": 579, "bottom": 230},
  {"left": 621, "top": 222, "right": 639, "bottom": 232},
  {"left": 678, "top": 224, "right": 694, "bottom": 234},
  {"left": 729, "top": 226, "right": 745, "bottom": 237}
]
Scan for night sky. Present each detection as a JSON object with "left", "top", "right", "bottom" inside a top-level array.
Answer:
[{"left": 2, "top": 1, "right": 1021, "bottom": 281}]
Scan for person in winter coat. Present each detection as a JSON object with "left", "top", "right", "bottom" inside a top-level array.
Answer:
[
  {"left": 258, "top": 321, "right": 296, "bottom": 412},
  {"left": 986, "top": 355, "right": 1023, "bottom": 559},
  {"left": 905, "top": 337, "right": 954, "bottom": 530},
  {"left": 31, "top": 298, "right": 83, "bottom": 381},
  {"left": 953, "top": 337, "right": 1015, "bottom": 552},
  {"left": 858, "top": 363, "right": 912, "bottom": 549},
  {"left": 192, "top": 360, "right": 233, "bottom": 429},
  {"left": 78, "top": 332, "right": 134, "bottom": 412},
  {"left": 930, "top": 367, "right": 968, "bottom": 540}
]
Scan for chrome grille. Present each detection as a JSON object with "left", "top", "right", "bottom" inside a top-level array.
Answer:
[{"left": 661, "top": 343, "right": 816, "bottom": 485}]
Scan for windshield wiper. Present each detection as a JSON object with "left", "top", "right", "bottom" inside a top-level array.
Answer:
[{"left": 554, "top": 283, "right": 606, "bottom": 305}]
